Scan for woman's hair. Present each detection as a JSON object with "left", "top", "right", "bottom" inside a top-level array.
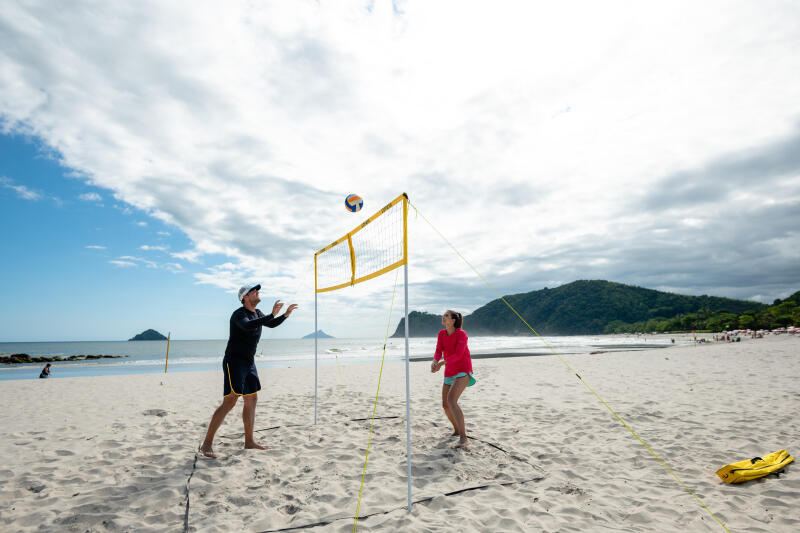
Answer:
[{"left": 446, "top": 310, "right": 463, "bottom": 329}]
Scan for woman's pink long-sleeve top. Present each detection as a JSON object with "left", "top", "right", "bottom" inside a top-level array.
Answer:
[{"left": 433, "top": 328, "right": 472, "bottom": 377}]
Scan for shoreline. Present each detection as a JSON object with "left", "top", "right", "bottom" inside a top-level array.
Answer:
[
  {"left": 0, "top": 331, "right": 771, "bottom": 382},
  {"left": 0, "top": 336, "right": 688, "bottom": 381}
]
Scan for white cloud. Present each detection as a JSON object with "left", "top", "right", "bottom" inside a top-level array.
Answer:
[
  {"left": 165, "top": 262, "right": 183, "bottom": 273},
  {"left": 78, "top": 192, "right": 102, "bottom": 202},
  {"left": 109, "top": 260, "right": 136, "bottom": 268},
  {"left": 140, "top": 245, "right": 167, "bottom": 252},
  {"left": 1, "top": 176, "right": 41, "bottom": 200},
  {"left": 2, "top": 1, "right": 799, "bottom": 335},
  {"left": 85, "top": 245, "right": 106, "bottom": 249},
  {"left": 171, "top": 249, "right": 201, "bottom": 263},
  {"left": 119, "top": 255, "right": 157, "bottom": 268}
]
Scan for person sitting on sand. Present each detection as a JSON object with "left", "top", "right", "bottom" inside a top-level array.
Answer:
[
  {"left": 199, "top": 284, "right": 298, "bottom": 459},
  {"left": 431, "top": 310, "right": 475, "bottom": 449},
  {"left": 39, "top": 363, "right": 51, "bottom": 379}
]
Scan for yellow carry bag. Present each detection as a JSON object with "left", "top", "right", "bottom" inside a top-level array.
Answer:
[{"left": 716, "top": 449, "right": 794, "bottom": 483}]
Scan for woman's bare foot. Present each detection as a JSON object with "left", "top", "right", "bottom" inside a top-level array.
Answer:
[
  {"left": 199, "top": 443, "right": 217, "bottom": 459},
  {"left": 244, "top": 441, "right": 267, "bottom": 451},
  {"left": 455, "top": 437, "right": 469, "bottom": 449},
  {"left": 451, "top": 430, "right": 459, "bottom": 436}
]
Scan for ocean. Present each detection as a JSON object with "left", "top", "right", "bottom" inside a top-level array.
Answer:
[{"left": 0, "top": 334, "right": 683, "bottom": 381}]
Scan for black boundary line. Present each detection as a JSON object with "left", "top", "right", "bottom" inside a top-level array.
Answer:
[
  {"left": 256, "top": 477, "right": 545, "bottom": 533},
  {"left": 348, "top": 415, "right": 399, "bottom": 422},
  {"left": 183, "top": 452, "right": 199, "bottom": 533},
  {"left": 218, "top": 416, "right": 400, "bottom": 440},
  {"left": 219, "top": 423, "right": 305, "bottom": 440},
  {"left": 186, "top": 416, "right": 403, "bottom": 530},
  {"left": 466, "top": 435, "right": 541, "bottom": 471},
  {"left": 187, "top": 417, "right": 538, "bottom": 532}
]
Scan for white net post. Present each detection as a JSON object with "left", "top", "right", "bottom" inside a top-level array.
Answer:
[
  {"left": 313, "top": 193, "right": 412, "bottom": 509},
  {"left": 314, "top": 290, "right": 318, "bottom": 425},
  {"left": 404, "top": 261, "right": 411, "bottom": 512}
]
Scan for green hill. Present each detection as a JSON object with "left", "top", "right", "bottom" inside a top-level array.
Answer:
[{"left": 392, "top": 280, "right": 769, "bottom": 337}]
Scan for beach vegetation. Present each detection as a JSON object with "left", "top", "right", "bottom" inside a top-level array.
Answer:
[{"left": 606, "top": 290, "right": 799, "bottom": 333}]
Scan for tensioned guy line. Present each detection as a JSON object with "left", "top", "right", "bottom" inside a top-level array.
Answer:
[{"left": 408, "top": 200, "right": 731, "bottom": 533}]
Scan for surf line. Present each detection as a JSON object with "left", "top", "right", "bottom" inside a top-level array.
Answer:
[{"left": 408, "top": 199, "right": 732, "bottom": 533}]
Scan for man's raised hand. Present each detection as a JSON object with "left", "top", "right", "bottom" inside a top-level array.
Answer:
[
  {"left": 271, "top": 300, "right": 284, "bottom": 316},
  {"left": 284, "top": 303, "right": 299, "bottom": 317}
]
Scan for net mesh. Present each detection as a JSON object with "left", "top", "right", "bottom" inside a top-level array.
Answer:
[{"left": 316, "top": 195, "right": 406, "bottom": 293}]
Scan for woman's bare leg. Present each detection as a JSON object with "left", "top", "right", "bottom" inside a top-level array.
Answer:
[
  {"left": 447, "top": 376, "right": 470, "bottom": 448},
  {"left": 441, "top": 384, "right": 459, "bottom": 435}
]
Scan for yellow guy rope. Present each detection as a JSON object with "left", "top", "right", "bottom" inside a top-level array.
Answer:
[
  {"left": 408, "top": 201, "right": 731, "bottom": 533},
  {"left": 353, "top": 269, "right": 400, "bottom": 532}
]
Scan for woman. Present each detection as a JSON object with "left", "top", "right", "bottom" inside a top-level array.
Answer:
[
  {"left": 39, "top": 363, "right": 51, "bottom": 378},
  {"left": 431, "top": 310, "right": 475, "bottom": 448}
]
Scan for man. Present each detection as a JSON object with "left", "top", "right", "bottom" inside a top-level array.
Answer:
[{"left": 200, "top": 283, "right": 298, "bottom": 458}]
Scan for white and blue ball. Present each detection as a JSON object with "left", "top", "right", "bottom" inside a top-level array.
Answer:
[{"left": 345, "top": 194, "right": 363, "bottom": 212}]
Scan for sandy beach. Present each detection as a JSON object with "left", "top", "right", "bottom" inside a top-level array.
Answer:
[{"left": 1, "top": 334, "right": 798, "bottom": 532}]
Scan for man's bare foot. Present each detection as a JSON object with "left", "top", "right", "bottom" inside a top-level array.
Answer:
[
  {"left": 244, "top": 442, "right": 267, "bottom": 451},
  {"left": 451, "top": 430, "right": 459, "bottom": 436},
  {"left": 199, "top": 443, "right": 217, "bottom": 459},
  {"left": 455, "top": 437, "right": 469, "bottom": 449}
]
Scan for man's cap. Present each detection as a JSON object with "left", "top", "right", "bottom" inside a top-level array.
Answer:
[{"left": 238, "top": 283, "right": 261, "bottom": 302}]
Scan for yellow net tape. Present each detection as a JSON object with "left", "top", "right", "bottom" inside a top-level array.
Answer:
[
  {"left": 315, "top": 194, "right": 407, "bottom": 293},
  {"left": 408, "top": 200, "right": 731, "bottom": 533}
]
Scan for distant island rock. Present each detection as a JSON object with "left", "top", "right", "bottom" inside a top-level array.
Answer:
[
  {"left": 303, "top": 330, "right": 334, "bottom": 339},
  {"left": 128, "top": 329, "right": 168, "bottom": 341}
]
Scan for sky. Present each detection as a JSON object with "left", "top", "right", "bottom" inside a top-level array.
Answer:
[{"left": 1, "top": 1, "right": 799, "bottom": 341}]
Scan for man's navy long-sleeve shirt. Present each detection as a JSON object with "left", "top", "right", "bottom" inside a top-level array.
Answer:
[{"left": 224, "top": 307, "right": 286, "bottom": 365}]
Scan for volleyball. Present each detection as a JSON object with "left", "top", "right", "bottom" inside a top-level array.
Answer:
[{"left": 345, "top": 194, "right": 363, "bottom": 212}]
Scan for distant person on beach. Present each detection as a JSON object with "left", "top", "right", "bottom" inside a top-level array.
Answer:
[
  {"left": 431, "top": 310, "right": 475, "bottom": 449},
  {"left": 199, "top": 283, "right": 298, "bottom": 459},
  {"left": 39, "top": 363, "right": 51, "bottom": 378}
]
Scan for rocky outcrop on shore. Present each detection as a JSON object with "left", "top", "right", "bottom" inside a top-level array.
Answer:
[{"left": 0, "top": 354, "right": 127, "bottom": 364}]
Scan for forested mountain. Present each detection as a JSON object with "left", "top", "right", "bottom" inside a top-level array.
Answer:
[
  {"left": 618, "top": 289, "right": 799, "bottom": 334},
  {"left": 391, "top": 280, "right": 771, "bottom": 337}
]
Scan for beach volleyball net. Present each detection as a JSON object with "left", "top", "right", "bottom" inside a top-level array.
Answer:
[
  {"left": 313, "top": 193, "right": 412, "bottom": 521},
  {"left": 315, "top": 193, "right": 407, "bottom": 293}
]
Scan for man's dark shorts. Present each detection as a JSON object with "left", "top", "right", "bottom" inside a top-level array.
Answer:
[{"left": 223, "top": 358, "right": 261, "bottom": 397}]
